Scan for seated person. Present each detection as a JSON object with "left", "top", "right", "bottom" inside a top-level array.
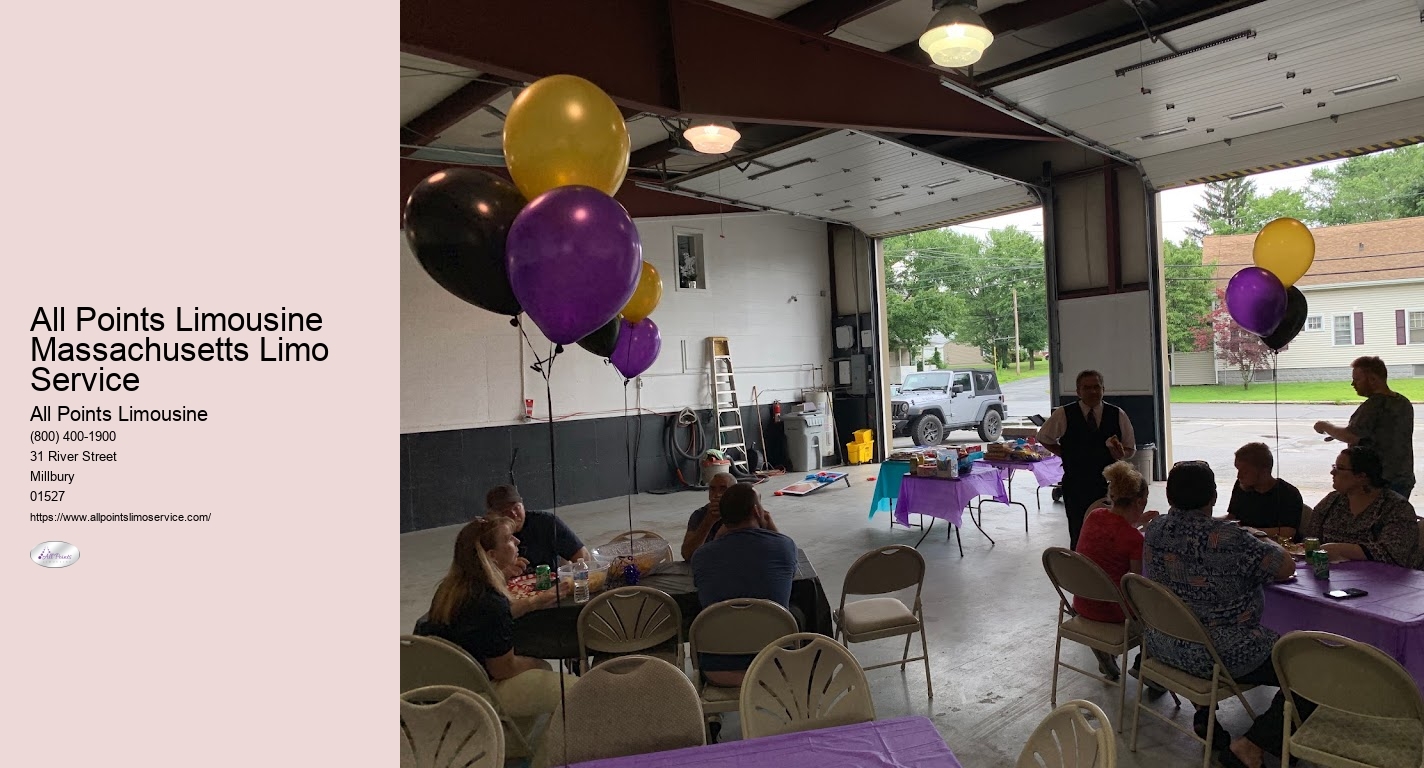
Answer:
[
  {"left": 1225, "top": 442, "right": 1303, "bottom": 539},
  {"left": 1143, "top": 460, "right": 1305, "bottom": 768},
  {"left": 1073, "top": 460, "right": 1159, "bottom": 681},
  {"left": 414, "top": 517, "right": 574, "bottom": 718},
  {"left": 690, "top": 483, "right": 797, "bottom": 686},
  {"left": 681, "top": 472, "right": 738, "bottom": 561},
  {"left": 1303, "top": 446, "right": 1418, "bottom": 567},
  {"left": 485, "top": 484, "right": 589, "bottom": 574}
]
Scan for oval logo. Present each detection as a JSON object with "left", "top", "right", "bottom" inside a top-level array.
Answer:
[{"left": 31, "top": 541, "right": 80, "bottom": 568}]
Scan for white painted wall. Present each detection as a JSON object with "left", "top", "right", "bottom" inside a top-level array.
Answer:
[
  {"left": 1279, "top": 281, "right": 1424, "bottom": 370},
  {"left": 401, "top": 212, "right": 833, "bottom": 433}
]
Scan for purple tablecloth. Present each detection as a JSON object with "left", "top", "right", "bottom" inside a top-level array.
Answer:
[
  {"left": 567, "top": 716, "right": 962, "bottom": 768},
  {"left": 979, "top": 455, "right": 1064, "bottom": 487},
  {"left": 1263, "top": 561, "right": 1424, "bottom": 688},
  {"left": 895, "top": 465, "right": 1008, "bottom": 528}
]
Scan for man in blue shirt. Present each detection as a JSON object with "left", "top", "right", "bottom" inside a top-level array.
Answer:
[
  {"left": 485, "top": 484, "right": 589, "bottom": 575},
  {"left": 690, "top": 482, "right": 798, "bottom": 685}
]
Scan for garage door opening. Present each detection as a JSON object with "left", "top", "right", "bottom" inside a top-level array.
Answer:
[
  {"left": 1161, "top": 145, "right": 1424, "bottom": 502},
  {"left": 880, "top": 207, "right": 1049, "bottom": 453}
]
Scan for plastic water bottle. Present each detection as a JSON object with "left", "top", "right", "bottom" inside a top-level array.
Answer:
[{"left": 573, "top": 560, "right": 590, "bottom": 604}]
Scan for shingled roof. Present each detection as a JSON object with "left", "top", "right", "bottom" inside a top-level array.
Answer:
[{"left": 1205, "top": 216, "right": 1424, "bottom": 288}]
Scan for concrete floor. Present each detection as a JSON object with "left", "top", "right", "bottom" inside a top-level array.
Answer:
[{"left": 401, "top": 463, "right": 1300, "bottom": 767}]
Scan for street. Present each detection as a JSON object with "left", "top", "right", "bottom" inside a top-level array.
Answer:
[{"left": 889, "top": 376, "right": 1419, "bottom": 502}]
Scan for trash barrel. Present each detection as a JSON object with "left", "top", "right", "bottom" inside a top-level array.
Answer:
[
  {"left": 1132, "top": 444, "right": 1156, "bottom": 481},
  {"left": 783, "top": 414, "right": 825, "bottom": 472}
]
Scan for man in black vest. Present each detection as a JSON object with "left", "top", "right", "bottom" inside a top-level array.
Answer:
[{"left": 1036, "top": 370, "right": 1136, "bottom": 549}]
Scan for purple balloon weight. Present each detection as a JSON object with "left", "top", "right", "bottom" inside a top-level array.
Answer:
[
  {"left": 1225, "top": 266, "right": 1288, "bottom": 337},
  {"left": 506, "top": 186, "right": 642, "bottom": 345},
  {"left": 610, "top": 318, "right": 661, "bottom": 380}
]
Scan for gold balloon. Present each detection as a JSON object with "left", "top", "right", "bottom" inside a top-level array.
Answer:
[
  {"left": 503, "top": 75, "right": 630, "bottom": 201},
  {"left": 1252, "top": 218, "right": 1315, "bottom": 288},
  {"left": 621, "top": 261, "right": 664, "bottom": 323}
]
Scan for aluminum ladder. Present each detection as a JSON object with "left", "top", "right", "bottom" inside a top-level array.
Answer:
[{"left": 707, "top": 336, "right": 749, "bottom": 474}]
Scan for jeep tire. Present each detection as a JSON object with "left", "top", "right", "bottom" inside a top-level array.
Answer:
[
  {"left": 977, "top": 409, "right": 1003, "bottom": 442},
  {"left": 911, "top": 414, "right": 943, "bottom": 446}
]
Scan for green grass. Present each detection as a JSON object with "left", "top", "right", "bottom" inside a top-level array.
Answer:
[
  {"left": 994, "top": 365, "right": 1051, "bottom": 385},
  {"left": 1170, "top": 379, "right": 1424, "bottom": 404}
]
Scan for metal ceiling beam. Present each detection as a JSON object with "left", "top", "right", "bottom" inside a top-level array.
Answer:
[
  {"left": 973, "top": 0, "right": 1268, "bottom": 87},
  {"left": 401, "top": 0, "right": 1055, "bottom": 141},
  {"left": 399, "top": 159, "right": 754, "bottom": 223},
  {"left": 400, "top": 77, "right": 514, "bottom": 156},
  {"left": 776, "top": 0, "right": 903, "bottom": 35}
]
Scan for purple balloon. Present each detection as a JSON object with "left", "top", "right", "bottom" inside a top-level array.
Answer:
[
  {"left": 610, "top": 318, "right": 661, "bottom": 380},
  {"left": 1225, "top": 266, "right": 1288, "bottom": 337},
  {"left": 506, "top": 186, "right": 642, "bottom": 345}
]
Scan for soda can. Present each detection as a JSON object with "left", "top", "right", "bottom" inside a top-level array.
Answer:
[
  {"left": 535, "top": 564, "right": 552, "bottom": 591},
  {"left": 1304, "top": 538, "right": 1321, "bottom": 554},
  {"left": 1308, "top": 550, "right": 1329, "bottom": 580}
]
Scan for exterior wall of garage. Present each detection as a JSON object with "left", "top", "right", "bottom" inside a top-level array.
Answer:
[{"left": 398, "top": 212, "right": 834, "bottom": 532}]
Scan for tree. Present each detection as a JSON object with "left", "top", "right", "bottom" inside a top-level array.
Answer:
[
  {"left": 882, "top": 228, "right": 979, "bottom": 356},
  {"left": 1162, "top": 239, "right": 1216, "bottom": 352},
  {"left": 1238, "top": 188, "right": 1315, "bottom": 231},
  {"left": 956, "top": 226, "right": 1047, "bottom": 370},
  {"left": 1308, "top": 145, "right": 1424, "bottom": 225},
  {"left": 1194, "top": 289, "right": 1272, "bottom": 388},
  {"left": 928, "top": 348, "right": 944, "bottom": 369},
  {"left": 1185, "top": 177, "right": 1258, "bottom": 240}
]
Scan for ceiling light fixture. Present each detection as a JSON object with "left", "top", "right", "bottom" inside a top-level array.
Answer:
[
  {"left": 1331, "top": 75, "right": 1399, "bottom": 96},
  {"left": 924, "top": 179, "right": 960, "bottom": 188},
  {"left": 918, "top": 1, "right": 994, "bottom": 68},
  {"left": 874, "top": 192, "right": 906, "bottom": 202},
  {"left": 683, "top": 119, "right": 740, "bottom": 154},
  {"left": 1225, "top": 103, "right": 1285, "bottom": 120}
]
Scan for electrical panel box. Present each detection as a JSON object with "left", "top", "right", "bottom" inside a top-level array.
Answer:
[{"left": 849, "top": 354, "right": 868, "bottom": 395}]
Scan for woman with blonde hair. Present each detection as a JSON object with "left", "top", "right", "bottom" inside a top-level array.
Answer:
[
  {"left": 1073, "top": 460, "right": 1159, "bottom": 681},
  {"left": 415, "top": 517, "right": 572, "bottom": 717}
]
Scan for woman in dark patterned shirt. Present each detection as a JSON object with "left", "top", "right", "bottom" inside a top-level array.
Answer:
[
  {"left": 1304, "top": 446, "right": 1419, "bottom": 568},
  {"left": 1142, "top": 460, "right": 1305, "bottom": 768}
]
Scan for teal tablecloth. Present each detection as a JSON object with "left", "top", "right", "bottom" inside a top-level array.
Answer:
[{"left": 869, "top": 460, "right": 911, "bottom": 519}]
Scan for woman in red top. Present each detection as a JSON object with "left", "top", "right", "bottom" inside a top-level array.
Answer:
[{"left": 1073, "top": 461, "right": 1158, "bottom": 680}]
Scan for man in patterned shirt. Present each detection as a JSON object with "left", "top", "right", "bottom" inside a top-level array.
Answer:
[{"left": 1142, "top": 460, "right": 1305, "bottom": 768}]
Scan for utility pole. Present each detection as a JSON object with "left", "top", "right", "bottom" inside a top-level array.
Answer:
[{"left": 1013, "top": 288, "right": 1021, "bottom": 374}]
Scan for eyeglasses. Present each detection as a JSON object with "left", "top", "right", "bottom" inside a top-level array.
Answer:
[{"left": 1330, "top": 464, "right": 1357, "bottom": 474}]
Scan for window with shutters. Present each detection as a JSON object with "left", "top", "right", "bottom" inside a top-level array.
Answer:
[
  {"left": 1333, "top": 315, "right": 1354, "bottom": 346},
  {"left": 1411, "top": 311, "right": 1424, "bottom": 344}
]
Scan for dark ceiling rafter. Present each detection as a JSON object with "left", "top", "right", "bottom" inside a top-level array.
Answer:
[
  {"left": 398, "top": 158, "right": 756, "bottom": 223},
  {"left": 971, "top": 0, "right": 1269, "bottom": 86},
  {"left": 401, "top": 0, "right": 1054, "bottom": 141},
  {"left": 400, "top": 75, "right": 516, "bottom": 156},
  {"left": 777, "top": 0, "right": 903, "bottom": 35}
]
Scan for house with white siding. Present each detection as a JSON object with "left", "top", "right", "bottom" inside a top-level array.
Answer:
[{"left": 1200, "top": 216, "right": 1424, "bottom": 383}]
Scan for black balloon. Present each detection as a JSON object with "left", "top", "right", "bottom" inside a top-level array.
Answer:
[
  {"left": 576, "top": 316, "right": 622, "bottom": 358},
  {"left": 403, "top": 169, "right": 526, "bottom": 316},
  {"left": 1261, "top": 286, "right": 1308, "bottom": 351}
]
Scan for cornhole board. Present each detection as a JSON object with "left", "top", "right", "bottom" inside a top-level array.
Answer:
[{"left": 776, "top": 471, "right": 851, "bottom": 496}]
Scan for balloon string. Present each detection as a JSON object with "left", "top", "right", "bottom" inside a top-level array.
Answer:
[
  {"left": 1273, "top": 351, "right": 1281, "bottom": 532},
  {"left": 517, "top": 322, "right": 569, "bottom": 757},
  {"left": 624, "top": 380, "right": 635, "bottom": 542}
]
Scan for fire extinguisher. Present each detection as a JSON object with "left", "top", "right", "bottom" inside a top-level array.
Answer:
[
  {"left": 771, "top": 400, "right": 782, "bottom": 423},
  {"left": 524, "top": 399, "right": 535, "bottom": 419}
]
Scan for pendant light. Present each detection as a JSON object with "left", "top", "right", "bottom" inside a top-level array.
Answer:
[
  {"left": 683, "top": 119, "right": 740, "bottom": 154},
  {"left": 918, "top": 1, "right": 994, "bottom": 68}
]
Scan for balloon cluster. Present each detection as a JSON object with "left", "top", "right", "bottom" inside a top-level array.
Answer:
[
  {"left": 402, "top": 75, "right": 664, "bottom": 380},
  {"left": 1224, "top": 218, "right": 1316, "bottom": 352}
]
